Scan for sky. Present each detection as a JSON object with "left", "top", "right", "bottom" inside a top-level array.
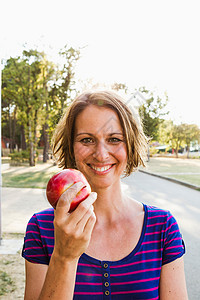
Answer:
[{"left": 1, "top": 0, "right": 200, "bottom": 126}]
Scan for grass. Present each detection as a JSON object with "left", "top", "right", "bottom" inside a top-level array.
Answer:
[
  {"left": 142, "top": 157, "right": 200, "bottom": 187},
  {"left": 2, "top": 157, "right": 200, "bottom": 189},
  {"left": 0, "top": 271, "right": 16, "bottom": 296},
  {"left": 2, "top": 162, "right": 61, "bottom": 189}
]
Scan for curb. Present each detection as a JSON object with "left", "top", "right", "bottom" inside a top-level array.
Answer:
[{"left": 139, "top": 169, "right": 200, "bottom": 191}]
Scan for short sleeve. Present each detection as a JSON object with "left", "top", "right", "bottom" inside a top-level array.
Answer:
[
  {"left": 22, "top": 214, "right": 50, "bottom": 265},
  {"left": 162, "top": 211, "right": 186, "bottom": 265}
]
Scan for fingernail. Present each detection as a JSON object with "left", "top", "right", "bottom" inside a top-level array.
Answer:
[{"left": 90, "top": 192, "right": 97, "bottom": 200}]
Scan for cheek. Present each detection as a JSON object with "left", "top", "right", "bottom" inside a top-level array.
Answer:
[
  {"left": 73, "top": 143, "right": 92, "bottom": 163},
  {"left": 114, "top": 144, "right": 128, "bottom": 161}
]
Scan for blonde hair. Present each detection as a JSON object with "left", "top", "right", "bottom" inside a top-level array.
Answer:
[{"left": 52, "top": 90, "right": 148, "bottom": 176}]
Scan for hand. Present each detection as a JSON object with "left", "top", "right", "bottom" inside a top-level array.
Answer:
[{"left": 53, "top": 182, "right": 97, "bottom": 261}]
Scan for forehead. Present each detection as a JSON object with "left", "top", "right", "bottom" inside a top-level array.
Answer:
[{"left": 74, "top": 105, "right": 123, "bottom": 133}]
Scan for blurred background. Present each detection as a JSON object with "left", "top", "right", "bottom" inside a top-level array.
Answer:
[{"left": 0, "top": 0, "right": 200, "bottom": 298}]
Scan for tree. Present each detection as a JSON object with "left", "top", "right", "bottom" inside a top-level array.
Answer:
[
  {"left": 57, "top": 45, "right": 80, "bottom": 116},
  {"left": 170, "top": 124, "right": 185, "bottom": 157},
  {"left": 138, "top": 87, "right": 169, "bottom": 140},
  {"left": 2, "top": 50, "right": 45, "bottom": 165},
  {"left": 182, "top": 123, "right": 200, "bottom": 158},
  {"left": 47, "top": 45, "right": 81, "bottom": 145},
  {"left": 158, "top": 119, "right": 173, "bottom": 146}
]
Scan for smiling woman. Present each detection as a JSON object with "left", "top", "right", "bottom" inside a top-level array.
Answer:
[
  {"left": 52, "top": 90, "right": 148, "bottom": 176},
  {"left": 22, "top": 90, "right": 188, "bottom": 300}
]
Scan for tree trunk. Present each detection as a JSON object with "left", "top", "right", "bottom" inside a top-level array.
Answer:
[
  {"left": 43, "top": 123, "right": 49, "bottom": 162},
  {"left": 21, "top": 125, "right": 27, "bottom": 150},
  {"left": 28, "top": 117, "right": 35, "bottom": 166},
  {"left": 12, "top": 106, "right": 17, "bottom": 151},
  {"left": 43, "top": 78, "right": 49, "bottom": 163},
  {"left": 9, "top": 104, "right": 13, "bottom": 153},
  {"left": 186, "top": 145, "right": 190, "bottom": 158}
]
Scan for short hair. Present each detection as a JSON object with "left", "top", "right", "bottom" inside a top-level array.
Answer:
[{"left": 52, "top": 90, "right": 148, "bottom": 176}]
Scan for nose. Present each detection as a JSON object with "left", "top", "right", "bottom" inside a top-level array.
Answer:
[{"left": 93, "top": 141, "right": 109, "bottom": 161}]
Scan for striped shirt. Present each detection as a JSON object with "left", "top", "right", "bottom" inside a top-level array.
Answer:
[{"left": 22, "top": 204, "right": 185, "bottom": 299}]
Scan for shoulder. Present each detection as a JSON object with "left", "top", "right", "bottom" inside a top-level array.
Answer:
[
  {"left": 144, "top": 204, "right": 180, "bottom": 233},
  {"left": 144, "top": 204, "right": 174, "bottom": 222},
  {"left": 28, "top": 208, "right": 55, "bottom": 224}
]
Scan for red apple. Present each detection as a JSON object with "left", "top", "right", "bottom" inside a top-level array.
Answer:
[{"left": 46, "top": 169, "right": 91, "bottom": 212}]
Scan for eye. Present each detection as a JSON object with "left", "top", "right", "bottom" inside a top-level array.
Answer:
[
  {"left": 80, "top": 137, "right": 94, "bottom": 144},
  {"left": 108, "top": 137, "right": 122, "bottom": 143}
]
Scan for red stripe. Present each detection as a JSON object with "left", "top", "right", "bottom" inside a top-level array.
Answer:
[
  {"left": 110, "top": 267, "right": 161, "bottom": 277},
  {"left": 112, "top": 286, "right": 158, "bottom": 294},
  {"left": 110, "top": 258, "right": 162, "bottom": 269},
  {"left": 111, "top": 277, "right": 160, "bottom": 285}
]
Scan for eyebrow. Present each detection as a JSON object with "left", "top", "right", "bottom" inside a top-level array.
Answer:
[{"left": 75, "top": 132, "right": 124, "bottom": 137}]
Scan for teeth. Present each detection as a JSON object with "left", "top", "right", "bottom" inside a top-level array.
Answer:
[{"left": 90, "top": 165, "right": 112, "bottom": 172}]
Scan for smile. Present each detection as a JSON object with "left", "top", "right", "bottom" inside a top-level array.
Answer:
[{"left": 88, "top": 164, "right": 113, "bottom": 172}]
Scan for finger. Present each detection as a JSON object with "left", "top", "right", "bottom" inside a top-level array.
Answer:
[
  {"left": 76, "top": 205, "right": 95, "bottom": 234},
  {"left": 55, "top": 181, "right": 85, "bottom": 215},
  {"left": 69, "top": 192, "right": 97, "bottom": 223},
  {"left": 83, "top": 211, "right": 96, "bottom": 238}
]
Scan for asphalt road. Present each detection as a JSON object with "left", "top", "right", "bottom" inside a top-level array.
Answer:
[{"left": 1, "top": 171, "right": 200, "bottom": 299}]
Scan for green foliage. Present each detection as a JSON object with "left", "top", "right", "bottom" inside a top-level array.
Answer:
[
  {"left": 2, "top": 44, "right": 81, "bottom": 165},
  {"left": 9, "top": 150, "right": 38, "bottom": 164},
  {"left": 138, "top": 87, "right": 169, "bottom": 140},
  {"left": 0, "top": 271, "right": 16, "bottom": 296},
  {"left": 158, "top": 120, "right": 200, "bottom": 157}
]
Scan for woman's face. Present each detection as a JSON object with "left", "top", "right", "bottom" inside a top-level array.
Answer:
[{"left": 73, "top": 105, "right": 127, "bottom": 190}]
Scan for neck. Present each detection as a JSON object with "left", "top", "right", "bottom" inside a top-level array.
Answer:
[{"left": 92, "top": 182, "right": 128, "bottom": 224}]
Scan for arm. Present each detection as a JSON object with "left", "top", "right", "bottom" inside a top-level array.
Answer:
[
  {"left": 24, "top": 258, "right": 79, "bottom": 300},
  {"left": 159, "top": 257, "right": 188, "bottom": 300},
  {"left": 24, "top": 261, "right": 48, "bottom": 300},
  {"left": 24, "top": 182, "right": 97, "bottom": 300}
]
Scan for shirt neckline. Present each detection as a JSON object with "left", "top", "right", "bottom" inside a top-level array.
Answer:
[{"left": 81, "top": 203, "right": 148, "bottom": 266}]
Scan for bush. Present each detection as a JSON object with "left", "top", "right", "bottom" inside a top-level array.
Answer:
[
  {"left": 149, "top": 146, "right": 158, "bottom": 157},
  {"left": 9, "top": 150, "right": 38, "bottom": 165}
]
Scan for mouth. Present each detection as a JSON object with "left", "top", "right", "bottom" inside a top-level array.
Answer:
[{"left": 87, "top": 164, "right": 114, "bottom": 173}]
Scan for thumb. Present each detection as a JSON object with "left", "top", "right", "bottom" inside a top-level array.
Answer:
[{"left": 56, "top": 181, "right": 85, "bottom": 212}]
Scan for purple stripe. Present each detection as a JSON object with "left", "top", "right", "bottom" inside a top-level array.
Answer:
[
  {"left": 28, "top": 224, "right": 54, "bottom": 231},
  {"left": 74, "top": 292, "right": 103, "bottom": 295},
  {"left": 111, "top": 277, "right": 160, "bottom": 285},
  {"left": 110, "top": 267, "right": 161, "bottom": 277},
  {"left": 136, "top": 249, "right": 163, "bottom": 255},
  {"left": 112, "top": 286, "right": 158, "bottom": 294},
  {"left": 149, "top": 209, "right": 167, "bottom": 212},
  {"left": 165, "top": 237, "right": 182, "bottom": 244},
  {"left": 24, "top": 246, "right": 43, "bottom": 250},
  {"left": 148, "top": 215, "right": 166, "bottom": 219},
  {"left": 167, "top": 215, "right": 173, "bottom": 221},
  {"left": 78, "top": 263, "right": 101, "bottom": 268},
  {"left": 110, "top": 258, "right": 162, "bottom": 269},
  {"left": 25, "top": 254, "right": 48, "bottom": 257},
  {"left": 147, "top": 222, "right": 167, "bottom": 227},
  {"left": 28, "top": 223, "right": 39, "bottom": 227},
  {"left": 142, "top": 240, "right": 164, "bottom": 245},
  {"left": 76, "top": 272, "right": 102, "bottom": 277},
  {"left": 35, "top": 213, "right": 54, "bottom": 216},
  {"left": 168, "top": 230, "right": 180, "bottom": 235},
  {"left": 165, "top": 245, "right": 183, "bottom": 250},
  {"left": 166, "top": 252, "right": 182, "bottom": 256},
  {"left": 41, "top": 235, "right": 54, "bottom": 239},
  {"left": 76, "top": 282, "right": 102, "bottom": 286},
  {"left": 165, "top": 222, "right": 177, "bottom": 232},
  {"left": 38, "top": 226, "right": 54, "bottom": 231},
  {"left": 26, "top": 230, "right": 40, "bottom": 234},
  {"left": 37, "top": 220, "right": 54, "bottom": 223},
  {"left": 25, "top": 238, "right": 41, "bottom": 242},
  {"left": 145, "top": 230, "right": 165, "bottom": 235}
]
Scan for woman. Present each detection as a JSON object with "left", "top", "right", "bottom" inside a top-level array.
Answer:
[{"left": 22, "top": 90, "right": 188, "bottom": 299}]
